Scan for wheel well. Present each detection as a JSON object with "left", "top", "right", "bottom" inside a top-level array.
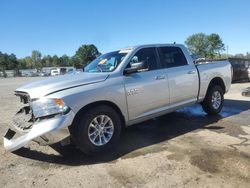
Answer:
[
  {"left": 70, "top": 101, "right": 126, "bottom": 131},
  {"left": 208, "top": 77, "right": 226, "bottom": 94}
]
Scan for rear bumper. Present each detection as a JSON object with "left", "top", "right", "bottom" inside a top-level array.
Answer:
[{"left": 3, "top": 110, "right": 75, "bottom": 152}]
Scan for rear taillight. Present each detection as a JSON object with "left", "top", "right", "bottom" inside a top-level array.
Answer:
[{"left": 231, "top": 65, "right": 233, "bottom": 79}]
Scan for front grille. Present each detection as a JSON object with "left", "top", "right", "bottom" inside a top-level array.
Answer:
[{"left": 12, "top": 92, "right": 34, "bottom": 132}]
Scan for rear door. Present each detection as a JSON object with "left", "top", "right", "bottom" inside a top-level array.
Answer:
[
  {"left": 158, "top": 46, "right": 199, "bottom": 105},
  {"left": 124, "top": 47, "right": 169, "bottom": 120}
]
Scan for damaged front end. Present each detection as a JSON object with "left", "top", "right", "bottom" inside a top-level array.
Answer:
[{"left": 3, "top": 91, "right": 75, "bottom": 152}]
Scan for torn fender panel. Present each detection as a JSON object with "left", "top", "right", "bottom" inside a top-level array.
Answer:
[{"left": 3, "top": 110, "right": 75, "bottom": 152}]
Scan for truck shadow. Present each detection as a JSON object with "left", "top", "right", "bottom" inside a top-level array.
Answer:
[{"left": 14, "top": 99, "right": 250, "bottom": 166}]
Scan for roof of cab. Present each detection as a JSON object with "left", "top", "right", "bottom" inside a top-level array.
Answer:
[{"left": 119, "top": 43, "right": 185, "bottom": 51}]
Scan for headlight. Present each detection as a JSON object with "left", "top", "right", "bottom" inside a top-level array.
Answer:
[{"left": 31, "top": 98, "right": 69, "bottom": 118}]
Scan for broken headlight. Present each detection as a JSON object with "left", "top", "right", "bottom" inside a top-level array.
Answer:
[{"left": 31, "top": 98, "right": 69, "bottom": 118}]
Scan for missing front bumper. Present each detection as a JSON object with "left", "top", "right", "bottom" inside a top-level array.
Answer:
[{"left": 3, "top": 110, "right": 75, "bottom": 152}]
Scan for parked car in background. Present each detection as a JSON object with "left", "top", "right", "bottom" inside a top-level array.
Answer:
[
  {"left": 39, "top": 72, "right": 49, "bottom": 77},
  {"left": 67, "top": 69, "right": 83, "bottom": 75},
  {"left": 229, "top": 58, "right": 250, "bottom": 82},
  {"left": 31, "top": 72, "right": 39, "bottom": 77},
  {"left": 3, "top": 44, "right": 232, "bottom": 155},
  {"left": 51, "top": 69, "right": 60, "bottom": 76}
]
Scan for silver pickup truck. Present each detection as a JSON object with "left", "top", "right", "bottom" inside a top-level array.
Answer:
[{"left": 3, "top": 44, "right": 232, "bottom": 155}]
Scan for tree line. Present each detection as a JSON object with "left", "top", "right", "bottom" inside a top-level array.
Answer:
[{"left": 0, "top": 44, "right": 100, "bottom": 74}]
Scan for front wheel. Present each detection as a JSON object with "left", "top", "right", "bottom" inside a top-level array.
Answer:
[
  {"left": 201, "top": 85, "right": 224, "bottom": 115},
  {"left": 71, "top": 105, "right": 122, "bottom": 155}
]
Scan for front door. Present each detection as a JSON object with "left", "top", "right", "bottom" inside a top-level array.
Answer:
[{"left": 124, "top": 47, "right": 169, "bottom": 121}]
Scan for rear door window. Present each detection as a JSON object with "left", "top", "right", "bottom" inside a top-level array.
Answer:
[{"left": 158, "top": 47, "right": 188, "bottom": 68}]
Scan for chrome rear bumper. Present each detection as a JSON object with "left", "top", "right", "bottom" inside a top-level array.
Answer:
[{"left": 3, "top": 110, "right": 75, "bottom": 152}]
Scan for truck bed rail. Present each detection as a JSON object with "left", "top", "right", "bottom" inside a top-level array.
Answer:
[{"left": 194, "top": 58, "right": 228, "bottom": 64}]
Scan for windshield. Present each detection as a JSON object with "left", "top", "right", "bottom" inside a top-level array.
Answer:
[{"left": 84, "top": 51, "right": 128, "bottom": 73}]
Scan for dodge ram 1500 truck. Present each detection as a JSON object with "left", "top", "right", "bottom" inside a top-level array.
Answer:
[{"left": 3, "top": 44, "right": 232, "bottom": 155}]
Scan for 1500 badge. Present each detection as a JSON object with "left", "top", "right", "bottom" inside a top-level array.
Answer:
[{"left": 127, "top": 88, "right": 140, "bottom": 96}]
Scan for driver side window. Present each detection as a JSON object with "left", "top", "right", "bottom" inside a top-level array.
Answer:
[{"left": 127, "top": 47, "right": 159, "bottom": 71}]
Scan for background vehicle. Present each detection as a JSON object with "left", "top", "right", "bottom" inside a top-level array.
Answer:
[
  {"left": 3, "top": 44, "right": 232, "bottom": 155},
  {"left": 50, "top": 69, "right": 60, "bottom": 76},
  {"left": 39, "top": 71, "right": 49, "bottom": 77},
  {"left": 66, "top": 69, "right": 82, "bottom": 75},
  {"left": 229, "top": 58, "right": 250, "bottom": 82}
]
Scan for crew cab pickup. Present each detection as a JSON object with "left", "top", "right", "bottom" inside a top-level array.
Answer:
[{"left": 3, "top": 44, "right": 232, "bottom": 155}]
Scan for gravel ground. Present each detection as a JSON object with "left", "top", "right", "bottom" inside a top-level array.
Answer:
[{"left": 0, "top": 77, "right": 250, "bottom": 188}]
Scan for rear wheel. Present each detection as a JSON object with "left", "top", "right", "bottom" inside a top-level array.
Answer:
[
  {"left": 201, "top": 85, "right": 224, "bottom": 115},
  {"left": 71, "top": 105, "right": 122, "bottom": 155}
]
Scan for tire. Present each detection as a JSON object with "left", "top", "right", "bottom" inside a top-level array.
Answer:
[
  {"left": 71, "top": 105, "right": 122, "bottom": 155},
  {"left": 201, "top": 85, "right": 224, "bottom": 115}
]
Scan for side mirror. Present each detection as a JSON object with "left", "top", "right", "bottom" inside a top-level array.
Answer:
[{"left": 124, "top": 61, "right": 148, "bottom": 75}]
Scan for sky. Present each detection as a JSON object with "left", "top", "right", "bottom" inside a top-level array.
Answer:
[{"left": 0, "top": 0, "right": 250, "bottom": 58}]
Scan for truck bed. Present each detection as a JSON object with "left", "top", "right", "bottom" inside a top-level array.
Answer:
[{"left": 195, "top": 60, "right": 232, "bottom": 102}]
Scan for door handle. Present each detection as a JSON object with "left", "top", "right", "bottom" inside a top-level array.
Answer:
[
  {"left": 155, "top": 75, "right": 166, "bottom": 80},
  {"left": 187, "top": 70, "right": 196, "bottom": 74}
]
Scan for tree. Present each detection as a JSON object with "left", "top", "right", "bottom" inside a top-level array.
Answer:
[
  {"left": 22, "top": 56, "right": 33, "bottom": 68},
  {"left": 75, "top": 44, "right": 99, "bottom": 66},
  {"left": 31, "top": 50, "right": 42, "bottom": 68},
  {"left": 185, "top": 33, "right": 208, "bottom": 57},
  {"left": 0, "top": 52, "right": 20, "bottom": 76},
  {"left": 52, "top": 55, "right": 60, "bottom": 66},
  {"left": 69, "top": 55, "right": 81, "bottom": 68},
  {"left": 234, "top": 54, "right": 245, "bottom": 58},
  {"left": 41, "top": 55, "right": 53, "bottom": 67},
  {"left": 59, "top": 55, "right": 70, "bottom": 66},
  {"left": 19, "top": 58, "right": 28, "bottom": 69},
  {"left": 0, "top": 52, "right": 8, "bottom": 77},
  {"left": 8, "top": 53, "right": 18, "bottom": 70},
  {"left": 206, "top": 34, "right": 225, "bottom": 58},
  {"left": 185, "top": 33, "right": 225, "bottom": 58},
  {"left": 246, "top": 52, "right": 250, "bottom": 59}
]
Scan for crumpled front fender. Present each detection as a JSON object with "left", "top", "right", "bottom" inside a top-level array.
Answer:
[{"left": 3, "top": 110, "right": 75, "bottom": 152}]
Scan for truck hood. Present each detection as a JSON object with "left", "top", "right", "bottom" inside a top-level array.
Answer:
[{"left": 16, "top": 72, "right": 110, "bottom": 98}]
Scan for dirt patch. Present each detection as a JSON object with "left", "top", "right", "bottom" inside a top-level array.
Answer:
[
  {"left": 108, "top": 167, "right": 146, "bottom": 187},
  {"left": 209, "top": 119, "right": 248, "bottom": 137},
  {"left": 190, "top": 148, "right": 250, "bottom": 181},
  {"left": 121, "top": 143, "right": 168, "bottom": 159}
]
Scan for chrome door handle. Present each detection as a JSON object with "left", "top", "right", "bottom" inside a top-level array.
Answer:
[
  {"left": 187, "top": 70, "right": 196, "bottom": 74},
  {"left": 155, "top": 75, "right": 166, "bottom": 80}
]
